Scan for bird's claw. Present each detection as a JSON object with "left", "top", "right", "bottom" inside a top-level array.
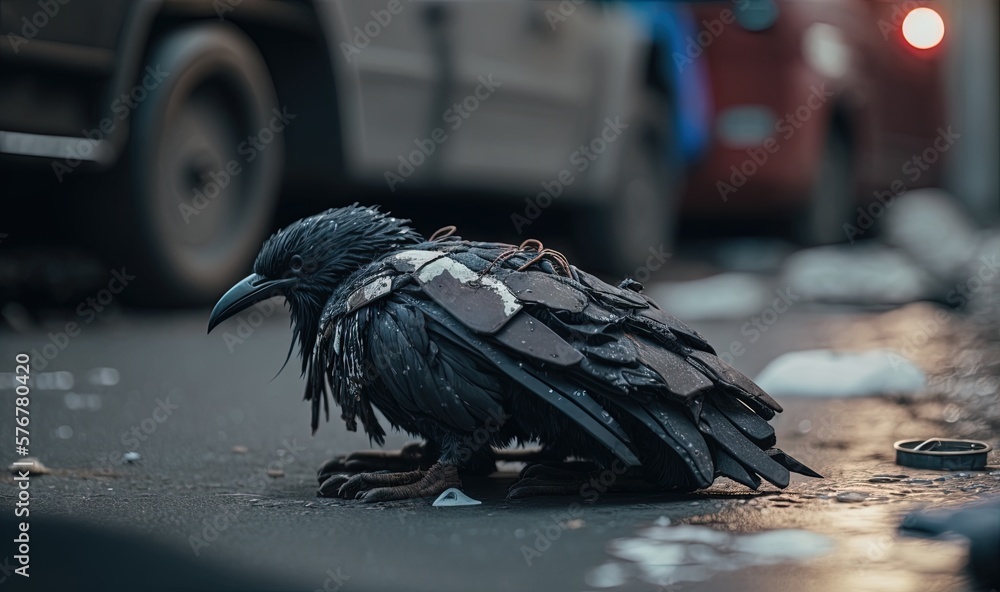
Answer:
[
  {"left": 317, "top": 473, "right": 352, "bottom": 497},
  {"left": 316, "top": 442, "right": 430, "bottom": 485},
  {"left": 339, "top": 470, "right": 420, "bottom": 499},
  {"left": 317, "top": 457, "right": 350, "bottom": 484},
  {"left": 356, "top": 464, "right": 461, "bottom": 503},
  {"left": 316, "top": 464, "right": 461, "bottom": 502}
]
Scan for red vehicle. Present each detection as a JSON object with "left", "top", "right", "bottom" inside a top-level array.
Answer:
[{"left": 681, "top": 0, "right": 948, "bottom": 243}]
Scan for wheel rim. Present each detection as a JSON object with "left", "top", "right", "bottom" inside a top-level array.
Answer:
[{"left": 150, "top": 74, "right": 273, "bottom": 288}]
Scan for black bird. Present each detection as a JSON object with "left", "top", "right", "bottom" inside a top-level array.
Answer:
[{"left": 208, "top": 205, "right": 820, "bottom": 502}]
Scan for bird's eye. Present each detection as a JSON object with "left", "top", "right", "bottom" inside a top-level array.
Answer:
[{"left": 290, "top": 254, "right": 304, "bottom": 272}]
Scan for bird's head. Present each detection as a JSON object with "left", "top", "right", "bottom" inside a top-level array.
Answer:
[{"left": 207, "top": 205, "right": 422, "bottom": 356}]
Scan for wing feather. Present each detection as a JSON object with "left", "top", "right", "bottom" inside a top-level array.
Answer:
[{"left": 307, "top": 243, "right": 817, "bottom": 490}]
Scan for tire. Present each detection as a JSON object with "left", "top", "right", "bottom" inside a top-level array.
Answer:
[
  {"left": 796, "top": 127, "right": 854, "bottom": 245},
  {"left": 101, "top": 23, "right": 283, "bottom": 305},
  {"left": 577, "top": 93, "right": 680, "bottom": 277}
]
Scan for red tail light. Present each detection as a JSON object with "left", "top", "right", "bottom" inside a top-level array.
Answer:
[{"left": 902, "top": 7, "right": 945, "bottom": 50}]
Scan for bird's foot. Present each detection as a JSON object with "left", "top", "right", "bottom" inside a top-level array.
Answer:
[
  {"left": 318, "top": 463, "right": 461, "bottom": 502},
  {"left": 507, "top": 462, "right": 653, "bottom": 499},
  {"left": 317, "top": 441, "right": 429, "bottom": 485}
]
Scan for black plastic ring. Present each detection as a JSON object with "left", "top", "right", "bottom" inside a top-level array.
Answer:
[{"left": 894, "top": 438, "right": 992, "bottom": 471}]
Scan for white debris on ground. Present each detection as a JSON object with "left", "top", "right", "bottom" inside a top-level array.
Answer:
[
  {"left": 432, "top": 488, "right": 481, "bottom": 507},
  {"left": 585, "top": 519, "right": 833, "bottom": 589},
  {"left": 779, "top": 242, "right": 937, "bottom": 305},
  {"left": 8, "top": 457, "right": 50, "bottom": 475},
  {"left": 754, "top": 349, "right": 927, "bottom": 398},
  {"left": 645, "top": 273, "right": 771, "bottom": 321}
]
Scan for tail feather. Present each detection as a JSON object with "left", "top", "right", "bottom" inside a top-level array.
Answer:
[
  {"left": 699, "top": 402, "right": 790, "bottom": 488},
  {"left": 687, "top": 350, "right": 783, "bottom": 413},
  {"left": 713, "top": 448, "right": 762, "bottom": 489},
  {"left": 767, "top": 448, "right": 823, "bottom": 479},
  {"left": 710, "top": 393, "right": 776, "bottom": 447},
  {"left": 643, "top": 400, "right": 715, "bottom": 487},
  {"left": 611, "top": 397, "right": 715, "bottom": 488}
]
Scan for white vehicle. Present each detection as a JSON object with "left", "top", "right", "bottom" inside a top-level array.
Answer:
[{"left": 1, "top": 0, "right": 678, "bottom": 304}]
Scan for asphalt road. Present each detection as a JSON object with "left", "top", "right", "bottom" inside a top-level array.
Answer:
[{"left": 1, "top": 296, "right": 998, "bottom": 592}]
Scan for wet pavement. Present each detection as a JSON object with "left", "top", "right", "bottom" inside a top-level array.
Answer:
[{"left": 1, "top": 294, "right": 998, "bottom": 592}]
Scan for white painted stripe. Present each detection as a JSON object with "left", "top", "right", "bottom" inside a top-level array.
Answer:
[{"left": 0, "top": 131, "right": 115, "bottom": 163}]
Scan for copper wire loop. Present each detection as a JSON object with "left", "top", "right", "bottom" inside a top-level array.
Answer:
[
  {"left": 512, "top": 240, "right": 571, "bottom": 277},
  {"left": 429, "top": 225, "right": 458, "bottom": 241},
  {"left": 432, "top": 229, "right": 573, "bottom": 280}
]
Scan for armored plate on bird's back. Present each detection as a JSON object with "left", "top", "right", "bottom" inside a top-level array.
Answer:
[
  {"left": 629, "top": 336, "right": 715, "bottom": 398},
  {"left": 386, "top": 249, "right": 449, "bottom": 273},
  {"left": 413, "top": 256, "right": 523, "bottom": 334},
  {"left": 503, "top": 271, "right": 588, "bottom": 313},
  {"left": 344, "top": 274, "right": 395, "bottom": 314},
  {"left": 573, "top": 268, "right": 649, "bottom": 309},
  {"left": 494, "top": 314, "right": 583, "bottom": 367}
]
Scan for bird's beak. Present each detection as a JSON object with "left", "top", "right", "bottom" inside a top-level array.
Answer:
[{"left": 207, "top": 274, "right": 292, "bottom": 334}]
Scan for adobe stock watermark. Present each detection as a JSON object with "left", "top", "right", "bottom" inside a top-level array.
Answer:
[
  {"left": 29, "top": 268, "right": 136, "bottom": 370},
  {"left": 843, "top": 126, "right": 959, "bottom": 243},
  {"left": 120, "top": 392, "right": 181, "bottom": 450},
  {"left": 888, "top": 253, "right": 998, "bottom": 368},
  {"left": 178, "top": 106, "right": 295, "bottom": 224},
  {"left": 95, "top": 385, "right": 182, "bottom": 467},
  {"left": 846, "top": 532, "right": 898, "bottom": 574},
  {"left": 716, "top": 286, "right": 801, "bottom": 365},
  {"left": 456, "top": 408, "right": 509, "bottom": 464},
  {"left": 339, "top": 0, "right": 409, "bottom": 63},
  {"left": 188, "top": 505, "right": 244, "bottom": 556},
  {"left": 189, "top": 438, "right": 307, "bottom": 555},
  {"left": 511, "top": 116, "right": 629, "bottom": 233},
  {"left": 313, "top": 567, "right": 351, "bottom": 592},
  {"left": 544, "top": 0, "right": 585, "bottom": 31},
  {"left": 340, "top": 342, "right": 510, "bottom": 457},
  {"left": 796, "top": 413, "right": 843, "bottom": 461},
  {"left": 52, "top": 65, "right": 170, "bottom": 182},
  {"left": 672, "top": 0, "right": 750, "bottom": 72},
  {"left": 0, "top": 556, "right": 23, "bottom": 584},
  {"left": 219, "top": 296, "right": 282, "bottom": 353},
  {"left": 717, "top": 84, "right": 834, "bottom": 202},
  {"left": 6, "top": 0, "right": 72, "bottom": 53},
  {"left": 520, "top": 459, "right": 630, "bottom": 566},
  {"left": 631, "top": 246, "right": 672, "bottom": 283},
  {"left": 876, "top": 0, "right": 934, "bottom": 40},
  {"left": 213, "top": 0, "right": 244, "bottom": 20},
  {"left": 385, "top": 74, "right": 502, "bottom": 192}
]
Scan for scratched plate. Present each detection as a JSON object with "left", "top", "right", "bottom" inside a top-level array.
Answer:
[
  {"left": 415, "top": 258, "right": 522, "bottom": 334},
  {"left": 386, "top": 250, "right": 448, "bottom": 273},
  {"left": 345, "top": 274, "right": 395, "bottom": 314}
]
